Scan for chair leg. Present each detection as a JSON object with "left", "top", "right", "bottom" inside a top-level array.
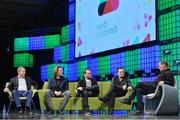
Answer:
[
  {"left": 32, "top": 101, "right": 37, "bottom": 113},
  {"left": 7, "top": 100, "right": 12, "bottom": 114}
]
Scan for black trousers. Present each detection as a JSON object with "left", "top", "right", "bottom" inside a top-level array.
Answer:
[
  {"left": 102, "top": 86, "right": 126, "bottom": 111},
  {"left": 77, "top": 90, "right": 98, "bottom": 111},
  {"left": 129, "top": 82, "right": 157, "bottom": 111}
]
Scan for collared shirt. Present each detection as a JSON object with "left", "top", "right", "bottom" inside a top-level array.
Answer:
[
  {"left": 85, "top": 78, "right": 92, "bottom": 87},
  {"left": 18, "top": 77, "right": 27, "bottom": 91}
]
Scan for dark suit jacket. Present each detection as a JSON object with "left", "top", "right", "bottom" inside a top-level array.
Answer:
[
  {"left": 154, "top": 69, "right": 174, "bottom": 86},
  {"left": 48, "top": 76, "right": 68, "bottom": 92},
  {"left": 8, "top": 76, "right": 37, "bottom": 90},
  {"left": 77, "top": 79, "right": 100, "bottom": 95},
  {"left": 111, "top": 76, "right": 132, "bottom": 90}
]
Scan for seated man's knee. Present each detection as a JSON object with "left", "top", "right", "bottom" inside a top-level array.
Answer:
[
  {"left": 46, "top": 89, "right": 52, "bottom": 93},
  {"left": 12, "top": 90, "right": 18, "bottom": 94},
  {"left": 111, "top": 92, "right": 116, "bottom": 97},
  {"left": 136, "top": 88, "right": 142, "bottom": 93},
  {"left": 45, "top": 89, "right": 52, "bottom": 96},
  {"left": 77, "top": 90, "right": 83, "bottom": 97},
  {"left": 12, "top": 90, "right": 19, "bottom": 96},
  {"left": 27, "top": 90, "right": 33, "bottom": 95},
  {"left": 83, "top": 90, "right": 88, "bottom": 95},
  {"left": 64, "top": 90, "right": 71, "bottom": 96}
]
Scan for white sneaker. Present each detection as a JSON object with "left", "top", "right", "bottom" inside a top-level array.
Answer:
[{"left": 84, "top": 112, "right": 91, "bottom": 116}]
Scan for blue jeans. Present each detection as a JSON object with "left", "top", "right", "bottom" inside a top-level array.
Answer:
[{"left": 12, "top": 90, "right": 33, "bottom": 108}]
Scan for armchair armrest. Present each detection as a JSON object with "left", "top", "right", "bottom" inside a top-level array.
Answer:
[
  {"left": 32, "top": 89, "right": 38, "bottom": 97},
  {"left": 31, "top": 85, "right": 38, "bottom": 97},
  {"left": 4, "top": 82, "right": 12, "bottom": 98},
  {"left": 6, "top": 88, "right": 12, "bottom": 98}
]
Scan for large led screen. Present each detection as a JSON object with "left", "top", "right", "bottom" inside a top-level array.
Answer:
[{"left": 76, "top": 0, "right": 156, "bottom": 58}]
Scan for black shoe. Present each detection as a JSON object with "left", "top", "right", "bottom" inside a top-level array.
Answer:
[
  {"left": 108, "top": 110, "right": 113, "bottom": 115},
  {"left": 120, "top": 98, "right": 131, "bottom": 105},
  {"left": 84, "top": 111, "right": 91, "bottom": 116},
  {"left": 58, "top": 109, "right": 64, "bottom": 115},
  {"left": 99, "top": 97, "right": 108, "bottom": 103},
  {"left": 134, "top": 110, "right": 143, "bottom": 115},
  {"left": 46, "top": 109, "right": 53, "bottom": 115},
  {"left": 24, "top": 106, "right": 31, "bottom": 115},
  {"left": 18, "top": 107, "right": 23, "bottom": 114}
]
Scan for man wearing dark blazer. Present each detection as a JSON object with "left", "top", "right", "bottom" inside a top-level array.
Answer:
[
  {"left": 76, "top": 68, "right": 99, "bottom": 116},
  {"left": 44, "top": 66, "right": 71, "bottom": 115},
  {"left": 4, "top": 66, "right": 37, "bottom": 114},
  {"left": 121, "top": 61, "right": 175, "bottom": 114},
  {"left": 99, "top": 67, "right": 132, "bottom": 115}
]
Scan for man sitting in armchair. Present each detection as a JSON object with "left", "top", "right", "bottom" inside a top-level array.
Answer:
[
  {"left": 4, "top": 66, "right": 37, "bottom": 114},
  {"left": 120, "top": 61, "right": 175, "bottom": 114}
]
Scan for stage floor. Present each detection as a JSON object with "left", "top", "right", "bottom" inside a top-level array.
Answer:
[{"left": 1, "top": 111, "right": 180, "bottom": 120}]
